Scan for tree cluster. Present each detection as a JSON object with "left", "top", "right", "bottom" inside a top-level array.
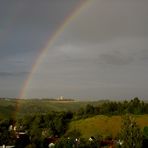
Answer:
[
  {"left": 76, "top": 98, "right": 148, "bottom": 119},
  {"left": 0, "top": 111, "right": 73, "bottom": 147}
]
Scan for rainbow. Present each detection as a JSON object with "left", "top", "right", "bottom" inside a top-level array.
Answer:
[{"left": 18, "top": 0, "right": 91, "bottom": 100}]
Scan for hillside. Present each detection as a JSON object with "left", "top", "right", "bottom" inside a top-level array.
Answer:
[
  {"left": 0, "top": 99, "right": 106, "bottom": 118},
  {"left": 67, "top": 115, "right": 148, "bottom": 138}
]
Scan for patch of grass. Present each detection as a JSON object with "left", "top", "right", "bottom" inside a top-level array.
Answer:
[{"left": 67, "top": 115, "right": 148, "bottom": 138}]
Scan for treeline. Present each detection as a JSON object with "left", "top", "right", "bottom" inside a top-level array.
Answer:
[{"left": 76, "top": 97, "right": 148, "bottom": 119}]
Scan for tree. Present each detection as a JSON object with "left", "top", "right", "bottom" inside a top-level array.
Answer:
[
  {"left": 143, "top": 126, "right": 148, "bottom": 148},
  {"left": 119, "top": 115, "right": 143, "bottom": 148},
  {"left": 0, "top": 119, "right": 16, "bottom": 145},
  {"left": 76, "top": 107, "right": 85, "bottom": 119},
  {"left": 129, "top": 97, "right": 141, "bottom": 114},
  {"left": 85, "top": 104, "right": 95, "bottom": 115},
  {"left": 0, "top": 119, "right": 10, "bottom": 145},
  {"left": 143, "top": 126, "right": 148, "bottom": 139}
]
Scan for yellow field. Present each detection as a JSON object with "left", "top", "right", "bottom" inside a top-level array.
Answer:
[{"left": 68, "top": 115, "right": 148, "bottom": 138}]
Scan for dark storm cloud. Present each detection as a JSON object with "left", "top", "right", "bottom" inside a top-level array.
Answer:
[
  {"left": 0, "top": 0, "right": 83, "bottom": 57},
  {"left": 0, "top": 0, "right": 83, "bottom": 58}
]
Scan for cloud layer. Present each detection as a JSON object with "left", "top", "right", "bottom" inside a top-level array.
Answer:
[{"left": 0, "top": 0, "right": 148, "bottom": 99}]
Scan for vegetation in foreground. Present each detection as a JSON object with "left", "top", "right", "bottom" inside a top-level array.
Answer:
[{"left": 0, "top": 97, "right": 148, "bottom": 147}]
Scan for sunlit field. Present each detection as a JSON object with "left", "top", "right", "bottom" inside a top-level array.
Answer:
[{"left": 68, "top": 114, "right": 148, "bottom": 138}]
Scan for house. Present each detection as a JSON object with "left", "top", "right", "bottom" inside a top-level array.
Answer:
[
  {"left": 15, "top": 132, "right": 30, "bottom": 148},
  {"left": 0, "top": 146, "right": 14, "bottom": 148}
]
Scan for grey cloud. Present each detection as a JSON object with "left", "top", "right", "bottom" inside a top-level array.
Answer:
[
  {"left": 0, "top": 0, "right": 148, "bottom": 99},
  {"left": 99, "top": 51, "right": 134, "bottom": 66},
  {"left": 58, "top": 0, "right": 148, "bottom": 45},
  {"left": 51, "top": 36, "right": 148, "bottom": 67},
  {"left": 0, "top": 71, "right": 29, "bottom": 77},
  {"left": 0, "top": 0, "right": 83, "bottom": 59},
  {"left": 138, "top": 49, "right": 148, "bottom": 62},
  {"left": 21, "top": 0, "right": 148, "bottom": 99},
  {"left": 0, "top": 0, "right": 83, "bottom": 30}
]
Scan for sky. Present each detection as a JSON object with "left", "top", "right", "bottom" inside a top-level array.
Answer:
[{"left": 0, "top": 0, "right": 148, "bottom": 100}]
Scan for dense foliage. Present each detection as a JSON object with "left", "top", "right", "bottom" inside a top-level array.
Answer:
[
  {"left": 0, "top": 111, "right": 73, "bottom": 147},
  {"left": 76, "top": 97, "right": 148, "bottom": 119},
  {"left": 119, "top": 115, "right": 143, "bottom": 148}
]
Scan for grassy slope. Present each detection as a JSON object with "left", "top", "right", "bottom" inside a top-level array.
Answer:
[{"left": 67, "top": 115, "right": 148, "bottom": 138}]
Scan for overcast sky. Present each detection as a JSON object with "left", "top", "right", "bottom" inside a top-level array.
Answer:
[{"left": 0, "top": 0, "right": 148, "bottom": 100}]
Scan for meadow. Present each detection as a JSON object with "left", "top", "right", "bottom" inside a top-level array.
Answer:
[{"left": 67, "top": 114, "right": 148, "bottom": 138}]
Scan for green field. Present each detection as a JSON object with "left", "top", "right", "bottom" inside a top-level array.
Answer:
[{"left": 67, "top": 115, "right": 148, "bottom": 138}]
